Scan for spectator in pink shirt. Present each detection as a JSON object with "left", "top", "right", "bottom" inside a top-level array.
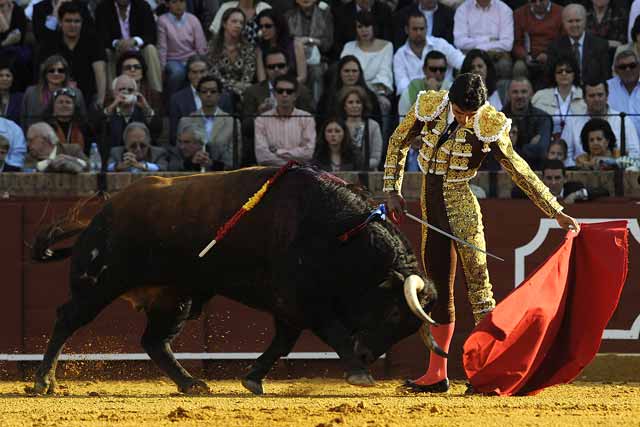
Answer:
[
  {"left": 254, "top": 74, "right": 316, "bottom": 166},
  {"left": 157, "top": 0, "right": 207, "bottom": 98}
]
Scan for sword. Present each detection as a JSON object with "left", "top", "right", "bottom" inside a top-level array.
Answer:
[{"left": 403, "top": 211, "right": 505, "bottom": 262}]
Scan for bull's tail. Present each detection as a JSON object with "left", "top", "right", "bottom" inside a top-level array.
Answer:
[{"left": 31, "top": 193, "right": 108, "bottom": 262}]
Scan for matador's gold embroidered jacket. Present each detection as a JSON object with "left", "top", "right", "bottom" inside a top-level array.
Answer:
[{"left": 383, "top": 90, "right": 564, "bottom": 218}]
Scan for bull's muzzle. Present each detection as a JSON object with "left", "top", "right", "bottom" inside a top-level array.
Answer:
[{"left": 403, "top": 275, "right": 448, "bottom": 358}]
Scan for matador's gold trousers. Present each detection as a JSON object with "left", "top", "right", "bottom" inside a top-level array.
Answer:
[{"left": 421, "top": 174, "right": 496, "bottom": 324}]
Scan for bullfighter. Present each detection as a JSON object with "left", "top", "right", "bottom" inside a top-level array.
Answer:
[{"left": 384, "top": 73, "right": 580, "bottom": 393}]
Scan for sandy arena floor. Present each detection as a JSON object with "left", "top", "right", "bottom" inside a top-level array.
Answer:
[{"left": 0, "top": 379, "right": 638, "bottom": 426}]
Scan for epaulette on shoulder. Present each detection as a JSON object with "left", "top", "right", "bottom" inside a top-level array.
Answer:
[
  {"left": 414, "top": 90, "right": 449, "bottom": 122},
  {"left": 473, "top": 103, "right": 511, "bottom": 143}
]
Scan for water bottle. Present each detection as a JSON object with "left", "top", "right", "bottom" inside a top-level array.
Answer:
[{"left": 89, "top": 143, "right": 102, "bottom": 173}]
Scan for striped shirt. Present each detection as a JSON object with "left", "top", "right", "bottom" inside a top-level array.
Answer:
[{"left": 254, "top": 108, "right": 316, "bottom": 166}]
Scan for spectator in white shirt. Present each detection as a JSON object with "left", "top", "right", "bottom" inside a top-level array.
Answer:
[
  {"left": 607, "top": 50, "right": 640, "bottom": 142},
  {"left": 393, "top": 10, "right": 464, "bottom": 95},
  {"left": 341, "top": 11, "right": 394, "bottom": 141},
  {"left": 628, "top": 0, "right": 640, "bottom": 44},
  {"left": 560, "top": 79, "right": 640, "bottom": 166},
  {"left": 453, "top": 0, "right": 514, "bottom": 79}
]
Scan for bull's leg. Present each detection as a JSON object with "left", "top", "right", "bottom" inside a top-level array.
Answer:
[
  {"left": 313, "top": 321, "right": 375, "bottom": 387},
  {"left": 242, "top": 319, "right": 301, "bottom": 395},
  {"left": 33, "top": 290, "right": 120, "bottom": 395},
  {"left": 141, "top": 294, "right": 210, "bottom": 395}
]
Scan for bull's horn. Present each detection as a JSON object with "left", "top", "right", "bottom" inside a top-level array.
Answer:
[
  {"left": 419, "top": 324, "right": 448, "bottom": 358},
  {"left": 403, "top": 275, "right": 438, "bottom": 326}
]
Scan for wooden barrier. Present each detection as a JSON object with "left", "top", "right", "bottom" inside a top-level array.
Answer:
[{"left": 0, "top": 173, "right": 638, "bottom": 381}]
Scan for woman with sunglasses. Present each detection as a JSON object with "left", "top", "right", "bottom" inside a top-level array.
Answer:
[
  {"left": 117, "top": 51, "right": 164, "bottom": 122},
  {"left": 0, "top": 59, "right": 22, "bottom": 125},
  {"left": 21, "top": 55, "right": 87, "bottom": 130},
  {"left": 43, "top": 87, "right": 93, "bottom": 154},
  {"left": 532, "top": 55, "right": 587, "bottom": 138},
  {"left": 255, "top": 9, "right": 306, "bottom": 85}
]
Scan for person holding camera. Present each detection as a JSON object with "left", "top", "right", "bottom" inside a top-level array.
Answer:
[
  {"left": 107, "top": 121, "right": 167, "bottom": 172},
  {"left": 98, "top": 74, "right": 162, "bottom": 148}
]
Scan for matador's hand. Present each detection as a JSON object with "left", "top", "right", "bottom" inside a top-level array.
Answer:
[
  {"left": 555, "top": 211, "right": 580, "bottom": 233},
  {"left": 386, "top": 193, "right": 406, "bottom": 224}
]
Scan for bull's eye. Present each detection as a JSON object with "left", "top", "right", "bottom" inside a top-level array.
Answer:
[{"left": 386, "top": 306, "right": 401, "bottom": 322}]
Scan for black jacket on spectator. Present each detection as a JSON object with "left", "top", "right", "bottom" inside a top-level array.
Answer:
[
  {"left": 332, "top": 0, "right": 393, "bottom": 59},
  {"left": 391, "top": 2, "right": 455, "bottom": 49},
  {"left": 38, "top": 32, "right": 106, "bottom": 103},
  {"left": 96, "top": 106, "right": 162, "bottom": 149},
  {"left": 546, "top": 33, "right": 610, "bottom": 86},
  {"left": 502, "top": 103, "right": 553, "bottom": 171},
  {"left": 94, "top": 0, "right": 157, "bottom": 51},
  {"left": 31, "top": 0, "right": 94, "bottom": 43}
]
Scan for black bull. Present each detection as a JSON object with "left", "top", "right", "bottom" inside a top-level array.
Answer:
[{"left": 30, "top": 166, "right": 443, "bottom": 395}]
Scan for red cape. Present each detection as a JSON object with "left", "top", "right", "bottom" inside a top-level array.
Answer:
[{"left": 463, "top": 221, "right": 629, "bottom": 396}]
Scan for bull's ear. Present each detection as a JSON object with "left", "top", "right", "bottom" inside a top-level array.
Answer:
[{"left": 378, "top": 279, "right": 393, "bottom": 289}]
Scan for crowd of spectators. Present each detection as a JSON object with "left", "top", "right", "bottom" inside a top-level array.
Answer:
[{"left": 0, "top": 0, "right": 638, "bottom": 180}]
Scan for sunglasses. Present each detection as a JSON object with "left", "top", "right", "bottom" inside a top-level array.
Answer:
[
  {"left": 63, "top": 19, "right": 82, "bottom": 24},
  {"left": 555, "top": 68, "right": 574, "bottom": 74},
  {"left": 123, "top": 64, "right": 143, "bottom": 71},
  {"left": 427, "top": 66, "right": 447, "bottom": 73},
  {"left": 275, "top": 88, "right": 295, "bottom": 95},
  {"left": 47, "top": 67, "right": 66, "bottom": 74},
  {"left": 53, "top": 87, "right": 77, "bottom": 98},
  {"left": 616, "top": 62, "right": 638, "bottom": 71},
  {"left": 119, "top": 87, "right": 136, "bottom": 94},
  {"left": 128, "top": 143, "right": 149, "bottom": 150},
  {"left": 259, "top": 23, "right": 274, "bottom": 29},
  {"left": 266, "top": 63, "right": 287, "bottom": 70},
  {"left": 199, "top": 88, "right": 219, "bottom": 95}
]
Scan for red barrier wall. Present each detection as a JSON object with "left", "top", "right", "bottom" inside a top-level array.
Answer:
[{"left": 1, "top": 198, "right": 638, "bottom": 379}]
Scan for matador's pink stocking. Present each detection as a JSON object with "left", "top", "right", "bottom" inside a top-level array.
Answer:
[{"left": 413, "top": 322, "right": 455, "bottom": 385}]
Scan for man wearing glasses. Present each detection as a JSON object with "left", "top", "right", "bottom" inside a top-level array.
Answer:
[
  {"left": 398, "top": 50, "right": 451, "bottom": 118},
  {"left": 254, "top": 74, "right": 315, "bottom": 166},
  {"left": 108, "top": 121, "right": 167, "bottom": 172},
  {"left": 178, "top": 74, "right": 242, "bottom": 170},
  {"left": 242, "top": 47, "right": 314, "bottom": 165},
  {"left": 607, "top": 50, "right": 640, "bottom": 143}
]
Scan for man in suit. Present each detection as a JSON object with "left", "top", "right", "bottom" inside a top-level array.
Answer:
[
  {"left": 168, "top": 54, "right": 208, "bottom": 145},
  {"left": 95, "top": 0, "right": 162, "bottom": 93},
  {"left": 242, "top": 47, "right": 314, "bottom": 165},
  {"left": 23, "top": 122, "right": 88, "bottom": 173},
  {"left": 546, "top": 3, "right": 610, "bottom": 86},
  {"left": 332, "top": 0, "right": 393, "bottom": 59},
  {"left": 107, "top": 122, "right": 168, "bottom": 172},
  {"left": 391, "top": 0, "right": 455, "bottom": 49},
  {"left": 179, "top": 75, "right": 242, "bottom": 170}
]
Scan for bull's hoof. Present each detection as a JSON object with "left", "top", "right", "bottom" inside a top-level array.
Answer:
[
  {"left": 241, "top": 378, "right": 264, "bottom": 395},
  {"left": 179, "top": 379, "right": 210, "bottom": 395},
  {"left": 346, "top": 371, "right": 376, "bottom": 387},
  {"left": 31, "top": 372, "right": 56, "bottom": 395}
]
